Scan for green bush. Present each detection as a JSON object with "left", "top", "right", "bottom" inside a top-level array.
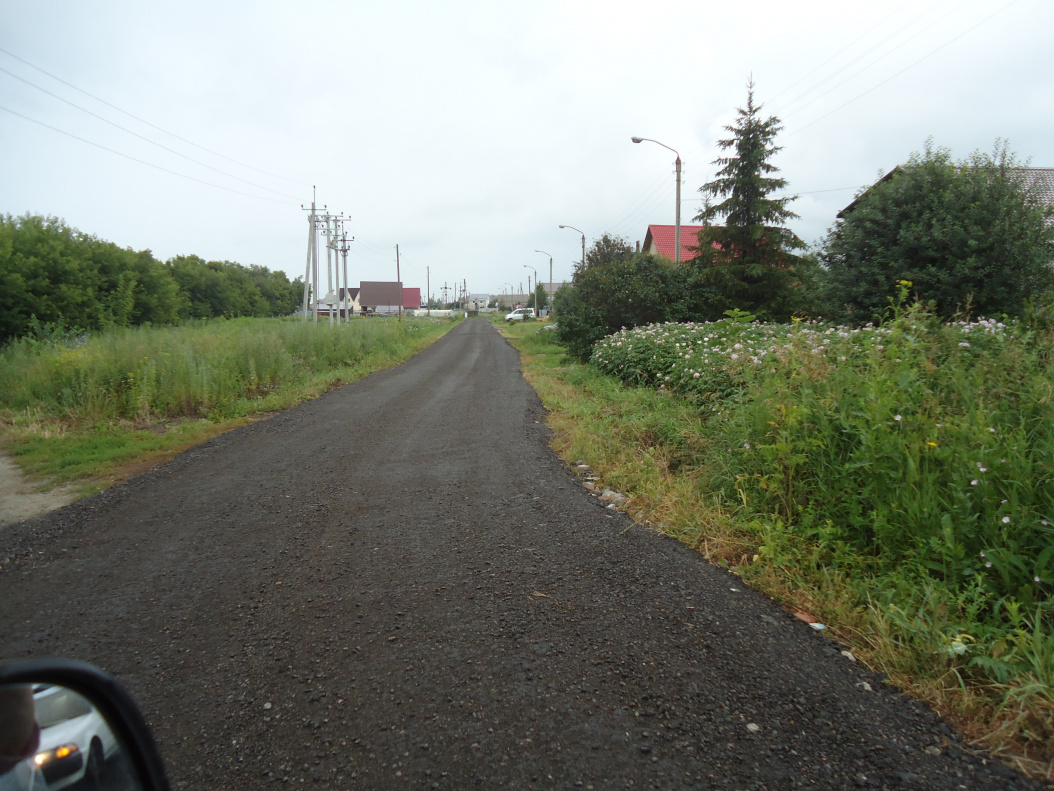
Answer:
[
  {"left": 821, "top": 141, "right": 1054, "bottom": 322},
  {"left": 0, "top": 214, "right": 303, "bottom": 343},
  {"left": 554, "top": 253, "right": 712, "bottom": 362},
  {"left": 591, "top": 302, "right": 1054, "bottom": 695}
]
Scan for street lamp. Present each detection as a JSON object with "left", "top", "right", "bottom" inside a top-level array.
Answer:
[
  {"left": 558, "top": 224, "right": 586, "bottom": 273},
  {"left": 534, "top": 250, "right": 552, "bottom": 306},
  {"left": 631, "top": 137, "right": 682, "bottom": 263},
  {"left": 523, "top": 264, "right": 538, "bottom": 311}
]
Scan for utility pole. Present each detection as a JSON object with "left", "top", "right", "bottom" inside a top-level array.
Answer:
[
  {"left": 426, "top": 266, "right": 430, "bottom": 316},
  {"left": 396, "top": 244, "right": 402, "bottom": 321},
  {"left": 336, "top": 226, "right": 353, "bottom": 324},
  {"left": 326, "top": 215, "right": 335, "bottom": 327},
  {"left": 301, "top": 191, "right": 348, "bottom": 325},
  {"left": 301, "top": 188, "right": 319, "bottom": 322},
  {"left": 318, "top": 213, "right": 345, "bottom": 327}
]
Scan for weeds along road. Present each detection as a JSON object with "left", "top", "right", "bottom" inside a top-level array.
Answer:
[{"left": 0, "top": 319, "right": 1040, "bottom": 790}]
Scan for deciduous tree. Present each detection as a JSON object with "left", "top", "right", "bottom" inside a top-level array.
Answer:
[{"left": 821, "top": 140, "right": 1054, "bottom": 322}]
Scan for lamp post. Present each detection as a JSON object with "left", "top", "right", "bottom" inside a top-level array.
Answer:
[
  {"left": 534, "top": 250, "right": 552, "bottom": 309},
  {"left": 631, "top": 137, "right": 682, "bottom": 263},
  {"left": 559, "top": 224, "right": 586, "bottom": 273}
]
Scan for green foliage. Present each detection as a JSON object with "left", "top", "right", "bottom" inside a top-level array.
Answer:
[
  {"left": 533, "top": 283, "right": 550, "bottom": 311},
  {"left": 554, "top": 250, "right": 713, "bottom": 362},
  {"left": 591, "top": 306, "right": 1054, "bottom": 698},
  {"left": 692, "top": 81, "right": 806, "bottom": 321},
  {"left": 0, "top": 317, "right": 450, "bottom": 424},
  {"left": 578, "top": 232, "right": 634, "bottom": 275},
  {"left": 169, "top": 255, "right": 265, "bottom": 319},
  {"left": 516, "top": 317, "right": 1054, "bottom": 761},
  {"left": 821, "top": 140, "right": 1054, "bottom": 322},
  {"left": 0, "top": 214, "right": 303, "bottom": 343},
  {"left": 0, "top": 214, "right": 185, "bottom": 341}
]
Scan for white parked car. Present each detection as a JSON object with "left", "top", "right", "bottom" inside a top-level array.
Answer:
[
  {"left": 32, "top": 685, "right": 119, "bottom": 790},
  {"left": 505, "top": 308, "right": 537, "bottom": 322}
]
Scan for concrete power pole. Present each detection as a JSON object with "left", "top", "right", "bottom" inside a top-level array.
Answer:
[
  {"left": 336, "top": 226, "right": 353, "bottom": 324},
  {"left": 300, "top": 192, "right": 347, "bottom": 326},
  {"left": 301, "top": 189, "right": 318, "bottom": 322},
  {"left": 396, "top": 244, "right": 402, "bottom": 321}
]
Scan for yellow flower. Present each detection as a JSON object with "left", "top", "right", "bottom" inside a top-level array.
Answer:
[{"left": 927, "top": 442, "right": 938, "bottom": 447}]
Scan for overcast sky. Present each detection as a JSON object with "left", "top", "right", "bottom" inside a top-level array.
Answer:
[{"left": 3, "top": 0, "right": 1051, "bottom": 300}]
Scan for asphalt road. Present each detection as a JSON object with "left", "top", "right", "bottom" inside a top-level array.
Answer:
[{"left": 0, "top": 319, "right": 1041, "bottom": 789}]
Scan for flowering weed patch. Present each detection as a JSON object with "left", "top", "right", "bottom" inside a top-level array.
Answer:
[{"left": 589, "top": 306, "right": 1054, "bottom": 771}]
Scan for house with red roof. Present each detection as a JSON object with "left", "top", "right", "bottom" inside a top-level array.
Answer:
[
  {"left": 641, "top": 224, "right": 724, "bottom": 262},
  {"left": 642, "top": 224, "right": 701, "bottom": 262}
]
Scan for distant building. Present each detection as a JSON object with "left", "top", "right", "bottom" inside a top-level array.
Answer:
[
  {"left": 358, "top": 282, "right": 421, "bottom": 314},
  {"left": 640, "top": 224, "right": 705, "bottom": 262},
  {"left": 840, "top": 167, "right": 1054, "bottom": 225},
  {"left": 466, "top": 292, "right": 490, "bottom": 310}
]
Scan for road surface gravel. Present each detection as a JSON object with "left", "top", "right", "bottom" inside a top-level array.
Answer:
[{"left": 0, "top": 319, "right": 1042, "bottom": 790}]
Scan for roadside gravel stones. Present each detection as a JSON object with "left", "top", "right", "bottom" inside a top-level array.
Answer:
[{"left": 574, "top": 462, "right": 629, "bottom": 509}]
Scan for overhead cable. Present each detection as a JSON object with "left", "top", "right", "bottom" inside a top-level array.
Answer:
[
  {"left": 0, "top": 105, "right": 291, "bottom": 205},
  {"left": 0, "top": 65, "right": 301, "bottom": 200},
  {"left": 0, "top": 45, "right": 307, "bottom": 188}
]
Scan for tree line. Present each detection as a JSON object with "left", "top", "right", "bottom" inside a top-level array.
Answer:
[
  {"left": 0, "top": 214, "right": 303, "bottom": 343},
  {"left": 555, "top": 82, "right": 1054, "bottom": 360}
]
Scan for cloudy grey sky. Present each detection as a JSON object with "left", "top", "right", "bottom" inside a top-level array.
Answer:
[{"left": 3, "top": 0, "right": 1051, "bottom": 300}]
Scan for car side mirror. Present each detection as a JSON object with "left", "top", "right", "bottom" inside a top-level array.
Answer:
[{"left": 0, "top": 659, "right": 169, "bottom": 791}]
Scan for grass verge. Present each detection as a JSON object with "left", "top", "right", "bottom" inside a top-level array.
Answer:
[
  {"left": 1, "top": 316, "right": 458, "bottom": 494},
  {"left": 500, "top": 313, "right": 1054, "bottom": 784}
]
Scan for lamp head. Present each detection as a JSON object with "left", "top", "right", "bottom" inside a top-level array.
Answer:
[
  {"left": 558, "top": 225, "right": 566, "bottom": 229},
  {"left": 631, "top": 136, "right": 643, "bottom": 143}
]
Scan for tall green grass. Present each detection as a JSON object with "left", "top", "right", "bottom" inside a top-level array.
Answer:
[
  {"left": 0, "top": 317, "right": 457, "bottom": 485},
  {"left": 1, "top": 317, "right": 452, "bottom": 422}
]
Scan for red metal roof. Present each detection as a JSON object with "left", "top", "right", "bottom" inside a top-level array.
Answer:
[{"left": 643, "top": 224, "right": 705, "bottom": 261}]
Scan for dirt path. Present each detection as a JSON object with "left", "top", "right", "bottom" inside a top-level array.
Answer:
[
  {"left": 0, "top": 452, "right": 80, "bottom": 527},
  {"left": 0, "top": 319, "right": 1040, "bottom": 790}
]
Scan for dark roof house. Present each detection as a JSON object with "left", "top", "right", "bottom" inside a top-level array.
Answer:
[
  {"left": 839, "top": 166, "right": 1054, "bottom": 223},
  {"left": 1019, "top": 168, "right": 1054, "bottom": 223}
]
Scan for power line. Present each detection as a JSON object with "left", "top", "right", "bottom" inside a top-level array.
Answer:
[
  {"left": 681, "top": 186, "right": 864, "bottom": 200},
  {"left": 0, "top": 44, "right": 307, "bottom": 187},
  {"left": 0, "top": 105, "right": 291, "bottom": 205},
  {"left": 0, "top": 65, "right": 301, "bottom": 200},
  {"left": 774, "top": 0, "right": 968, "bottom": 120},
  {"left": 766, "top": 0, "right": 916, "bottom": 106},
  {"left": 786, "top": 0, "right": 1024, "bottom": 138},
  {"left": 607, "top": 169, "right": 674, "bottom": 233},
  {"left": 772, "top": 0, "right": 960, "bottom": 118}
]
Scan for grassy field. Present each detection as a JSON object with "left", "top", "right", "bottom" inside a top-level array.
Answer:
[
  {"left": 0, "top": 316, "right": 458, "bottom": 492},
  {"left": 497, "top": 309, "right": 1054, "bottom": 781}
]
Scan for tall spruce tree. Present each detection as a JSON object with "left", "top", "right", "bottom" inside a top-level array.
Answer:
[{"left": 693, "top": 81, "right": 805, "bottom": 320}]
